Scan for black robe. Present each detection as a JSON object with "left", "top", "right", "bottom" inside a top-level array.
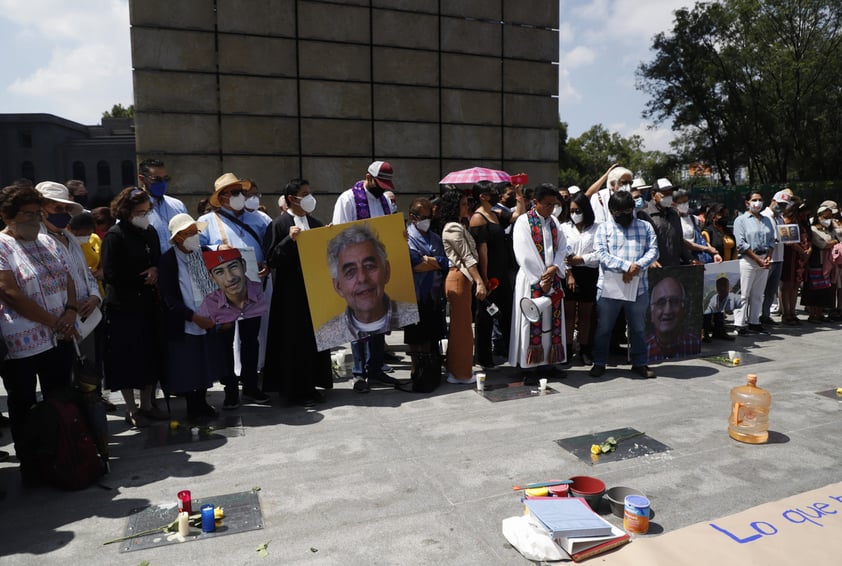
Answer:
[{"left": 262, "top": 212, "right": 333, "bottom": 400}]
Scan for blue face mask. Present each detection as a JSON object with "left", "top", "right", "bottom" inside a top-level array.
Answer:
[
  {"left": 634, "top": 197, "right": 645, "bottom": 210},
  {"left": 149, "top": 180, "right": 168, "bottom": 197},
  {"left": 47, "top": 212, "right": 71, "bottom": 229}
]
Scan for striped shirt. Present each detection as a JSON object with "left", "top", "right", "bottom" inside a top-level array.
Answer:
[{"left": 594, "top": 217, "right": 659, "bottom": 296}]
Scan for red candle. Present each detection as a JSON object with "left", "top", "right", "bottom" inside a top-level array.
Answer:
[{"left": 177, "top": 490, "right": 192, "bottom": 514}]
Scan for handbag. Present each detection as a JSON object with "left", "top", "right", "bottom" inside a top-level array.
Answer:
[{"left": 807, "top": 267, "right": 831, "bottom": 290}]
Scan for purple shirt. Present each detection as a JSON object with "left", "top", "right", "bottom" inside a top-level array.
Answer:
[{"left": 197, "top": 279, "right": 267, "bottom": 324}]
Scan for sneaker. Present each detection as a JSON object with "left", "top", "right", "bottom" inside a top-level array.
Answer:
[
  {"left": 759, "top": 316, "right": 779, "bottom": 326},
  {"left": 736, "top": 326, "right": 749, "bottom": 335},
  {"left": 631, "top": 365, "right": 656, "bottom": 379},
  {"left": 747, "top": 323, "right": 768, "bottom": 334},
  {"left": 223, "top": 390, "right": 240, "bottom": 410},
  {"left": 242, "top": 389, "right": 272, "bottom": 405},
  {"left": 353, "top": 378, "right": 370, "bottom": 393},
  {"left": 589, "top": 364, "right": 606, "bottom": 378},
  {"left": 446, "top": 372, "right": 476, "bottom": 384},
  {"left": 369, "top": 372, "right": 400, "bottom": 386}
]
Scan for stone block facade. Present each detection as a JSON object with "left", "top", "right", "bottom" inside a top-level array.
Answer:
[{"left": 130, "top": 0, "right": 558, "bottom": 208}]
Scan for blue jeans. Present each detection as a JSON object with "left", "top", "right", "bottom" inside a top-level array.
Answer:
[
  {"left": 351, "top": 333, "right": 385, "bottom": 379},
  {"left": 592, "top": 295, "right": 649, "bottom": 367}
]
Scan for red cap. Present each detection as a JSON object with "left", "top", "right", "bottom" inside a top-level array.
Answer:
[
  {"left": 203, "top": 248, "right": 242, "bottom": 271},
  {"left": 367, "top": 161, "right": 395, "bottom": 190}
]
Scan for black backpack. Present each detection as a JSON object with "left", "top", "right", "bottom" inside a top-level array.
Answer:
[{"left": 20, "top": 389, "right": 106, "bottom": 490}]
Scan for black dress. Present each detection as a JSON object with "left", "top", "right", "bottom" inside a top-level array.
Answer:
[
  {"left": 101, "top": 221, "right": 163, "bottom": 390},
  {"left": 262, "top": 212, "right": 333, "bottom": 402}
]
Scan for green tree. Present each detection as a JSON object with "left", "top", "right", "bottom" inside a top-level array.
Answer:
[
  {"left": 102, "top": 103, "right": 135, "bottom": 119},
  {"left": 638, "top": 0, "right": 842, "bottom": 184},
  {"left": 558, "top": 124, "right": 674, "bottom": 188}
]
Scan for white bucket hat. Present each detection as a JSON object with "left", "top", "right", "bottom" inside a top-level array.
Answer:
[
  {"left": 35, "top": 181, "right": 84, "bottom": 216},
  {"left": 168, "top": 213, "right": 207, "bottom": 241}
]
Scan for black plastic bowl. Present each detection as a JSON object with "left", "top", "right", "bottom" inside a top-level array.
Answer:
[{"left": 604, "top": 486, "right": 645, "bottom": 518}]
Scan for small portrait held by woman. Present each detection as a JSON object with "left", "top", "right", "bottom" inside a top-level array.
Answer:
[{"left": 0, "top": 184, "right": 79, "bottom": 478}]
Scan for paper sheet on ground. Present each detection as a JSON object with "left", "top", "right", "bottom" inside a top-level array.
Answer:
[{"left": 599, "top": 482, "right": 842, "bottom": 565}]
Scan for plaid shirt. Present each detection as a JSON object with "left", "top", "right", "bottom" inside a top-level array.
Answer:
[{"left": 595, "top": 217, "right": 659, "bottom": 297}]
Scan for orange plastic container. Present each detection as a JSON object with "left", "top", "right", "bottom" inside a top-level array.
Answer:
[{"left": 728, "top": 374, "right": 771, "bottom": 444}]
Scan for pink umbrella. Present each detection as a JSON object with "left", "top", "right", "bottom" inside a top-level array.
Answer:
[{"left": 439, "top": 167, "right": 511, "bottom": 184}]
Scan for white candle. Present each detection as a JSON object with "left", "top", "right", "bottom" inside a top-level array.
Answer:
[{"left": 178, "top": 511, "right": 190, "bottom": 537}]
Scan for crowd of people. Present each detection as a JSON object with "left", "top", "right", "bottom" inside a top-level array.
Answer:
[{"left": 2, "top": 159, "right": 841, "bottom": 478}]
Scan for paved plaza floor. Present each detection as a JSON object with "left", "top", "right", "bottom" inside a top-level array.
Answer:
[{"left": 1, "top": 316, "right": 840, "bottom": 564}]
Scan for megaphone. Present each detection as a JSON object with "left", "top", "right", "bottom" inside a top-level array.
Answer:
[{"left": 520, "top": 295, "right": 553, "bottom": 332}]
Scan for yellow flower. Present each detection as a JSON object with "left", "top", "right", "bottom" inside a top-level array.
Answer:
[
  {"left": 732, "top": 358, "right": 741, "bottom": 365},
  {"left": 214, "top": 507, "right": 225, "bottom": 519},
  {"left": 590, "top": 444, "right": 602, "bottom": 455},
  {"left": 169, "top": 420, "right": 180, "bottom": 430}
]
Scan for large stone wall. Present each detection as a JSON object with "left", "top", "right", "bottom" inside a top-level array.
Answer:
[{"left": 130, "top": 0, "right": 558, "bottom": 211}]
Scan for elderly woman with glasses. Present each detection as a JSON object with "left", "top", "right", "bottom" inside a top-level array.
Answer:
[
  {"left": 0, "top": 184, "right": 79, "bottom": 476},
  {"left": 101, "top": 187, "right": 166, "bottom": 427}
]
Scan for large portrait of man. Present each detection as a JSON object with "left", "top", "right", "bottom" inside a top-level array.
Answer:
[
  {"left": 646, "top": 265, "right": 703, "bottom": 363},
  {"left": 297, "top": 214, "right": 419, "bottom": 351}
]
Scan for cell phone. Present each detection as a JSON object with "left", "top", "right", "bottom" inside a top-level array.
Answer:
[{"left": 511, "top": 173, "right": 528, "bottom": 185}]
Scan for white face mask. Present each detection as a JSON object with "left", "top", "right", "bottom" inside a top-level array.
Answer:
[
  {"left": 131, "top": 215, "right": 150, "bottom": 230},
  {"left": 244, "top": 195, "right": 260, "bottom": 211},
  {"left": 227, "top": 193, "right": 246, "bottom": 211},
  {"left": 552, "top": 205, "right": 563, "bottom": 218},
  {"left": 182, "top": 234, "right": 201, "bottom": 252},
  {"left": 749, "top": 199, "right": 763, "bottom": 212},
  {"left": 821, "top": 218, "right": 832, "bottom": 227},
  {"left": 299, "top": 194, "right": 317, "bottom": 213},
  {"left": 389, "top": 201, "right": 398, "bottom": 214},
  {"left": 570, "top": 212, "right": 584, "bottom": 224},
  {"left": 75, "top": 235, "right": 91, "bottom": 245},
  {"left": 676, "top": 202, "right": 690, "bottom": 214},
  {"left": 415, "top": 218, "right": 431, "bottom": 232},
  {"left": 659, "top": 195, "right": 673, "bottom": 208}
]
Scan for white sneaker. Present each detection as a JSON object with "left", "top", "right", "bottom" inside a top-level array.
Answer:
[{"left": 446, "top": 372, "right": 477, "bottom": 384}]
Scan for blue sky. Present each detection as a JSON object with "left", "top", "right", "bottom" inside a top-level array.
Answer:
[{"left": 0, "top": 0, "right": 692, "bottom": 153}]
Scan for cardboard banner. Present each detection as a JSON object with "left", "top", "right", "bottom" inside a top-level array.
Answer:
[
  {"left": 297, "top": 214, "right": 419, "bottom": 351},
  {"left": 599, "top": 482, "right": 842, "bottom": 565},
  {"left": 646, "top": 265, "right": 704, "bottom": 364}
]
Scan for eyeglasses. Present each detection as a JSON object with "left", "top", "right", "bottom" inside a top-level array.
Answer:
[
  {"left": 653, "top": 297, "right": 684, "bottom": 308},
  {"left": 144, "top": 175, "right": 171, "bottom": 183},
  {"left": 224, "top": 189, "right": 245, "bottom": 197},
  {"left": 410, "top": 212, "right": 431, "bottom": 221}
]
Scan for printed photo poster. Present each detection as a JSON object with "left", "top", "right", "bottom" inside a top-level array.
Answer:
[
  {"left": 778, "top": 223, "right": 800, "bottom": 244},
  {"left": 646, "top": 265, "right": 704, "bottom": 364},
  {"left": 297, "top": 213, "right": 419, "bottom": 352},
  {"left": 197, "top": 247, "right": 267, "bottom": 324},
  {"left": 703, "top": 259, "right": 743, "bottom": 329}
]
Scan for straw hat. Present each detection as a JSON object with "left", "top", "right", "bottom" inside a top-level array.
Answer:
[{"left": 209, "top": 173, "right": 252, "bottom": 208}]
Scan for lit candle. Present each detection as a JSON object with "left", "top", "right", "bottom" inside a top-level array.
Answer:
[{"left": 178, "top": 511, "right": 190, "bottom": 537}]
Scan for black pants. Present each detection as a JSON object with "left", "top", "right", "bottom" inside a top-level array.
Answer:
[
  {"left": 475, "top": 275, "right": 512, "bottom": 366},
  {"left": 1, "top": 342, "right": 73, "bottom": 454},
  {"left": 217, "top": 317, "right": 261, "bottom": 394}
]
